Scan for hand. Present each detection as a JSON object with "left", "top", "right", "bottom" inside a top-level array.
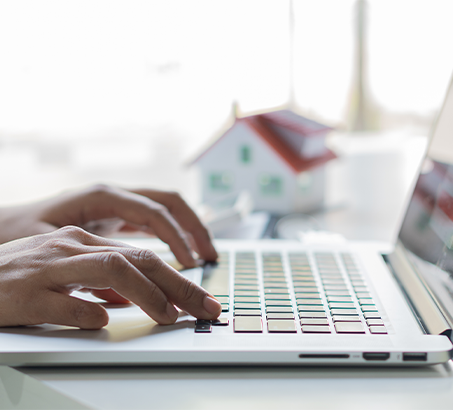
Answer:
[
  {"left": 0, "top": 226, "right": 222, "bottom": 329},
  {"left": 0, "top": 184, "right": 217, "bottom": 268}
]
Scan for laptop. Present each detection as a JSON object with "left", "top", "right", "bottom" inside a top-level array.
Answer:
[{"left": 2, "top": 80, "right": 453, "bottom": 368}]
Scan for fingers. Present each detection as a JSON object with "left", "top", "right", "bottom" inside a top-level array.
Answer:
[
  {"left": 102, "top": 246, "right": 222, "bottom": 320},
  {"left": 131, "top": 189, "right": 218, "bottom": 262},
  {"left": 36, "top": 227, "right": 221, "bottom": 323},
  {"left": 85, "top": 187, "right": 197, "bottom": 268},
  {"left": 89, "top": 288, "right": 130, "bottom": 304},
  {"left": 35, "top": 292, "right": 109, "bottom": 330},
  {"left": 53, "top": 252, "right": 179, "bottom": 325}
]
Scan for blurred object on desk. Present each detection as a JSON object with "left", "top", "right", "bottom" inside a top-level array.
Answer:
[{"left": 197, "top": 190, "right": 253, "bottom": 235}]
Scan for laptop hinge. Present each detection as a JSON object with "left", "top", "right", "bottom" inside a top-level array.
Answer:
[{"left": 386, "top": 242, "right": 452, "bottom": 338}]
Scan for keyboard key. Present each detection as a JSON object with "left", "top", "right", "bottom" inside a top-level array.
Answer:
[
  {"left": 334, "top": 322, "right": 365, "bottom": 333},
  {"left": 297, "top": 305, "right": 325, "bottom": 311},
  {"left": 327, "top": 296, "right": 353, "bottom": 302},
  {"left": 299, "top": 311, "right": 327, "bottom": 318},
  {"left": 235, "top": 285, "right": 259, "bottom": 291},
  {"left": 264, "top": 294, "right": 291, "bottom": 300},
  {"left": 330, "top": 308, "right": 358, "bottom": 316},
  {"left": 321, "top": 280, "right": 345, "bottom": 285},
  {"left": 215, "top": 296, "right": 229, "bottom": 304},
  {"left": 234, "top": 316, "right": 263, "bottom": 333},
  {"left": 325, "top": 290, "right": 350, "bottom": 296},
  {"left": 369, "top": 326, "right": 387, "bottom": 334},
  {"left": 332, "top": 315, "right": 361, "bottom": 322},
  {"left": 263, "top": 273, "right": 285, "bottom": 279},
  {"left": 234, "top": 291, "right": 259, "bottom": 297},
  {"left": 301, "top": 325, "right": 331, "bottom": 333},
  {"left": 295, "top": 299, "right": 323, "bottom": 305},
  {"left": 195, "top": 322, "right": 212, "bottom": 333},
  {"left": 294, "top": 293, "right": 321, "bottom": 299},
  {"left": 235, "top": 269, "right": 257, "bottom": 274},
  {"left": 221, "top": 304, "right": 229, "bottom": 312},
  {"left": 264, "top": 278, "right": 287, "bottom": 283},
  {"left": 294, "top": 287, "right": 318, "bottom": 293},
  {"left": 356, "top": 292, "right": 372, "bottom": 298},
  {"left": 234, "top": 309, "right": 262, "bottom": 316},
  {"left": 266, "top": 306, "right": 293, "bottom": 313},
  {"left": 328, "top": 303, "right": 355, "bottom": 309},
  {"left": 235, "top": 272, "right": 257, "bottom": 278},
  {"left": 359, "top": 299, "right": 375, "bottom": 305},
  {"left": 267, "top": 312, "right": 295, "bottom": 320},
  {"left": 354, "top": 286, "right": 368, "bottom": 292},
  {"left": 263, "top": 283, "right": 288, "bottom": 289},
  {"left": 366, "top": 319, "right": 384, "bottom": 326},
  {"left": 235, "top": 303, "right": 260, "bottom": 310},
  {"left": 291, "top": 276, "right": 315, "bottom": 282},
  {"left": 235, "top": 279, "right": 258, "bottom": 285},
  {"left": 268, "top": 320, "right": 297, "bottom": 333},
  {"left": 361, "top": 306, "right": 378, "bottom": 312},
  {"left": 265, "top": 300, "right": 292, "bottom": 306},
  {"left": 264, "top": 289, "right": 290, "bottom": 295},
  {"left": 323, "top": 285, "right": 349, "bottom": 291},
  {"left": 363, "top": 312, "right": 381, "bottom": 319},
  {"left": 300, "top": 318, "right": 329, "bottom": 326},
  {"left": 212, "top": 318, "right": 229, "bottom": 326},
  {"left": 293, "top": 281, "right": 317, "bottom": 287},
  {"left": 234, "top": 297, "right": 260, "bottom": 303}
]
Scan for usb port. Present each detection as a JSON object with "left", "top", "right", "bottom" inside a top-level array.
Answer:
[
  {"left": 363, "top": 352, "right": 390, "bottom": 361},
  {"left": 402, "top": 352, "right": 427, "bottom": 361}
]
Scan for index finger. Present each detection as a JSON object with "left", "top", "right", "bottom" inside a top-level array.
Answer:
[
  {"left": 86, "top": 187, "right": 198, "bottom": 268},
  {"left": 130, "top": 189, "right": 218, "bottom": 262}
]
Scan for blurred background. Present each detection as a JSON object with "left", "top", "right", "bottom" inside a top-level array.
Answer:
[{"left": 1, "top": 0, "right": 452, "bottom": 208}]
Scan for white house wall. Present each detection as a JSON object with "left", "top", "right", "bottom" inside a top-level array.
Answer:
[{"left": 196, "top": 121, "right": 298, "bottom": 214}]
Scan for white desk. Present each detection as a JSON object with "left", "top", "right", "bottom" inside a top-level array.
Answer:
[{"left": 7, "top": 132, "right": 450, "bottom": 410}]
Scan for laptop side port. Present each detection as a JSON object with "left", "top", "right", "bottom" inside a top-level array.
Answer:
[
  {"left": 402, "top": 352, "right": 427, "bottom": 361},
  {"left": 299, "top": 354, "right": 350, "bottom": 359},
  {"left": 362, "top": 352, "right": 390, "bottom": 361}
]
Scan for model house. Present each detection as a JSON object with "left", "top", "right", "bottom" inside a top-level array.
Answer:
[{"left": 192, "top": 109, "right": 336, "bottom": 214}]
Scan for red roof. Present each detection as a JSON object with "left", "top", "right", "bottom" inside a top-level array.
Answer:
[
  {"left": 260, "top": 109, "right": 333, "bottom": 137},
  {"left": 191, "top": 110, "right": 336, "bottom": 174}
]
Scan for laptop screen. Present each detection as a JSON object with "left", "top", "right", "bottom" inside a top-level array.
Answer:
[{"left": 398, "top": 74, "right": 453, "bottom": 314}]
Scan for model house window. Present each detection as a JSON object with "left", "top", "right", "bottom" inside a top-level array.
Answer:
[
  {"left": 259, "top": 175, "right": 282, "bottom": 195},
  {"left": 209, "top": 172, "right": 233, "bottom": 191},
  {"left": 240, "top": 145, "right": 251, "bottom": 164}
]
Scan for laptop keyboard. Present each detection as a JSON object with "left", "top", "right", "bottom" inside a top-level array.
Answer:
[{"left": 197, "top": 251, "right": 387, "bottom": 335}]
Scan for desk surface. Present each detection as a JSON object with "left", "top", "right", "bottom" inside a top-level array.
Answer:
[
  {"left": 6, "top": 133, "right": 444, "bottom": 410},
  {"left": 16, "top": 362, "right": 453, "bottom": 410}
]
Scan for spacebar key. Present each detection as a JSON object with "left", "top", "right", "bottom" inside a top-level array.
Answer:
[{"left": 234, "top": 316, "right": 263, "bottom": 333}]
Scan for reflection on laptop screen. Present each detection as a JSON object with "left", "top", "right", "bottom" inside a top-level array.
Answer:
[
  {"left": 399, "top": 74, "right": 453, "bottom": 274},
  {"left": 399, "top": 74, "right": 453, "bottom": 314}
]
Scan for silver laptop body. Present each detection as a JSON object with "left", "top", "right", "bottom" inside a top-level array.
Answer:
[{"left": 2, "top": 77, "right": 453, "bottom": 367}]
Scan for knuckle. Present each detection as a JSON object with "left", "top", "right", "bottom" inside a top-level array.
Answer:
[
  {"left": 167, "top": 191, "right": 184, "bottom": 204},
  {"left": 134, "top": 248, "right": 159, "bottom": 269},
  {"left": 41, "top": 237, "right": 75, "bottom": 254},
  {"left": 100, "top": 252, "right": 128, "bottom": 271},
  {"left": 86, "top": 183, "right": 115, "bottom": 200},
  {"left": 58, "top": 225, "right": 86, "bottom": 237},
  {"left": 176, "top": 277, "right": 199, "bottom": 304}
]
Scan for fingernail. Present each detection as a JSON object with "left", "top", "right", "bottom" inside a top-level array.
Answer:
[
  {"left": 203, "top": 296, "right": 221, "bottom": 315},
  {"left": 166, "top": 303, "right": 178, "bottom": 322}
]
